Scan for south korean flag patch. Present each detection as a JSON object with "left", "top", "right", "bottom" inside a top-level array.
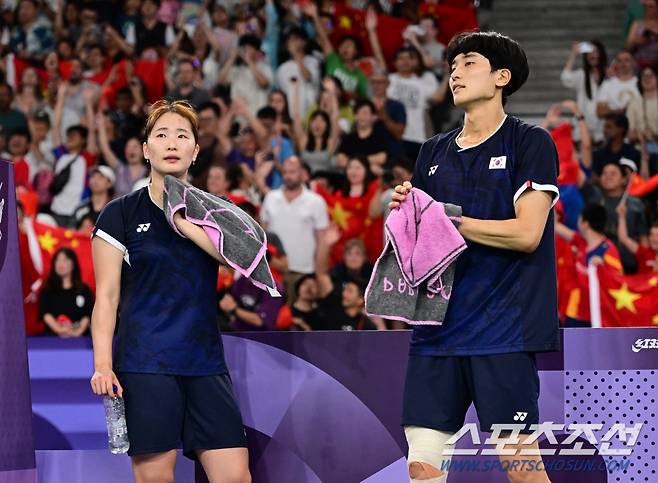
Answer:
[{"left": 489, "top": 156, "right": 507, "bottom": 169}]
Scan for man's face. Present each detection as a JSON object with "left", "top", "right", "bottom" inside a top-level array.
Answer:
[
  {"left": 206, "top": 166, "right": 228, "bottom": 195},
  {"left": 86, "top": 48, "right": 104, "bottom": 70},
  {"left": 603, "top": 119, "right": 623, "bottom": 142},
  {"left": 237, "top": 132, "right": 257, "bottom": 158},
  {"left": 395, "top": 51, "right": 414, "bottom": 74},
  {"left": 354, "top": 105, "right": 375, "bottom": 130},
  {"left": 66, "top": 131, "right": 84, "bottom": 152},
  {"left": 31, "top": 119, "right": 49, "bottom": 141},
  {"left": 18, "top": 1, "right": 37, "bottom": 25},
  {"left": 342, "top": 282, "right": 363, "bottom": 309},
  {"left": 0, "top": 86, "right": 12, "bottom": 111},
  {"left": 198, "top": 108, "right": 218, "bottom": 135},
  {"left": 282, "top": 158, "right": 303, "bottom": 189},
  {"left": 69, "top": 60, "right": 83, "bottom": 84},
  {"left": 616, "top": 52, "right": 635, "bottom": 76},
  {"left": 369, "top": 74, "right": 389, "bottom": 97},
  {"left": 450, "top": 52, "right": 502, "bottom": 108},
  {"left": 338, "top": 38, "right": 357, "bottom": 62},
  {"left": 419, "top": 18, "right": 437, "bottom": 40},
  {"left": 298, "top": 277, "right": 319, "bottom": 302},
  {"left": 600, "top": 164, "right": 626, "bottom": 193},
  {"left": 8, "top": 135, "right": 29, "bottom": 157},
  {"left": 178, "top": 63, "right": 195, "bottom": 87},
  {"left": 141, "top": 0, "right": 158, "bottom": 18}
]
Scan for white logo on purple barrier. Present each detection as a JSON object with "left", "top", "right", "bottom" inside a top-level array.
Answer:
[{"left": 631, "top": 338, "right": 658, "bottom": 352}]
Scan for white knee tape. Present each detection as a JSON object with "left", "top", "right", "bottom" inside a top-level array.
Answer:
[{"left": 405, "top": 426, "right": 455, "bottom": 482}]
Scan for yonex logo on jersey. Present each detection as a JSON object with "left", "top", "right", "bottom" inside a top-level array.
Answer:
[
  {"left": 428, "top": 165, "right": 439, "bottom": 176},
  {"left": 513, "top": 411, "right": 528, "bottom": 421},
  {"left": 136, "top": 223, "right": 151, "bottom": 233},
  {"left": 489, "top": 156, "right": 507, "bottom": 169}
]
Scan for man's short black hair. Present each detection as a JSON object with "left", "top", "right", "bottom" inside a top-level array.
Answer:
[
  {"left": 238, "top": 34, "right": 261, "bottom": 50},
  {"left": 446, "top": 31, "right": 529, "bottom": 104},
  {"left": 605, "top": 113, "right": 629, "bottom": 137},
  {"left": 286, "top": 26, "right": 308, "bottom": 43},
  {"left": 9, "top": 127, "right": 31, "bottom": 144},
  {"left": 337, "top": 34, "right": 362, "bottom": 56},
  {"left": 257, "top": 106, "right": 277, "bottom": 120},
  {"left": 198, "top": 101, "right": 221, "bottom": 117},
  {"left": 581, "top": 203, "right": 607, "bottom": 234},
  {"left": 354, "top": 98, "right": 376, "bottom": 114},
  {"left": 344, "top": 276, "right": 368, "bottom": 298},
  {"left": 66, "top": 124, "right": 89, "bottom": 139}
]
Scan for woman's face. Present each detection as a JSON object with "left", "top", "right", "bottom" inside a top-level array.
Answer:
[
  {"left": 309, "top": 114, "right": 327, "bottom": 137},
  {"left": 344, "top": 245, "right": 366, "bottom": 271},
  {"left": 346, "top": 159, "right": 367, "bottom": 186},
  {"left": 143, "top": 112, "right": 199, "bottom": 178},
  {"left": 298, "top": 277, "right": 318, "bottom": 301},
  {"left": 586, "top": 48, "right": 600, "bottom": 68},
  {"left": 207, "top": 166, "right": 228, "bottom": 195},
  {"left": 124, "top": 138, "right": 143, "bottom": 165},
  {"left": 641, "top": 67, "right": 658, "bottom": 93},
  {"left": 269, "top": 92, "right": 286, "bottom": 114},
  {"left": 21, "top": 68, "right": 39, "bottom": 87},
  {"left": 44, "top": 51, "right": 59, "bottom": 72},
  {"left": 54, "top": 253, "right": 74, "bottom": 278}
]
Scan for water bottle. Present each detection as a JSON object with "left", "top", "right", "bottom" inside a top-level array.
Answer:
[{"left": 103, "top": 396, "right": 130, "bottom": 454}]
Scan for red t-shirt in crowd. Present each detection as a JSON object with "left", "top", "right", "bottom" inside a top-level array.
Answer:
[{"left": 636, "top": 245, "right": 658, "bottom": 274}]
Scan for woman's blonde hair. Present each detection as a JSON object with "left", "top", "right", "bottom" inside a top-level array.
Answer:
[{"left": 143, "top": 99, "right": 199, "bottom": 143}]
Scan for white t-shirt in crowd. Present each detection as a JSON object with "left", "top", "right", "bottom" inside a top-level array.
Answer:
[
  {"left": 387, "top": 72, "right": 438, "bottom": 143},
  {"left": 596, "top": 76, "right": 641, "bottom": 112},
  {"left": 228, "top": 62, "right": 273, "bottom": 116},
  {"left": 50, "top": 152, "right": 86, "bottom": 217},
  {"left": 560, "top": 68, "right": 604, "bottom": 142},
  {"left": 260, "top": 187, "right": 329, "bottom": 273},
  {"left": 276, "top": 55, "right": 320, "bottom": 120}
]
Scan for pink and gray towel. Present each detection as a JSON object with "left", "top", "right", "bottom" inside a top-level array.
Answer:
[
  {"left": 365, "top": 188, "right": 466, "bottom": 325},
  {"left": 163, "top": 175, "right": 281, "bottom": 297}
]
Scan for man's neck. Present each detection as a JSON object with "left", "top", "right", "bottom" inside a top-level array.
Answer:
[
  {"left": 617, "top": 72, "right": 634, "bottom": 82},
  {"left": 294, "top": 299, "right": 315, "bottom": 311},
  {"left": 356, "top": 125, "right": 372, "bottom": 138},
  {"left": 179, "top": 84, "right": 193, "bottom": 95},
  {"left": 91, "top": 191, "right": 109, "bottom": 209},
  {"left": 283, "top": 185, "right": 303, "bottom": 199},
  {"left": 605, "top": 187, "right": 625, "bottom": 198},
  {"left": 460, "top": 103, "right": 506, "bottom": 146},
  {"left": 397, "top": 71, "right": 413, "bottom": 79},
  {"left": 344, "top": 305, "right": 360, "bottom": 318},
  {"left": 583, "top": 231, "right": 606, "bottom": 250},
  {"left": 609, "top": 138, "right": 624, "bottom": 152}
]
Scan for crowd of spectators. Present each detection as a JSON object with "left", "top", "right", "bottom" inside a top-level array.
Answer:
[{"left": 6, "top": 0, "right": 658, "bottom": 336}]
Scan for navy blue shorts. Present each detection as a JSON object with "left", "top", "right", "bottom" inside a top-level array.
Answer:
[
  {"left": 117, "top": 373, "right": 247, "bottom": 460},
  {"left": 402, "top": 352, "right": 540, "bottom": 433}
]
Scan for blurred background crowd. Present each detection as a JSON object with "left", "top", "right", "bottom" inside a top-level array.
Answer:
[{"left": 4, "top": 0, "right": 658, "bottom": 337}]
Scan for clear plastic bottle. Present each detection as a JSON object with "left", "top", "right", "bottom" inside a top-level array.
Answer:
[{"left": 103, "top": 396, "right": 130, "bottom": 454}]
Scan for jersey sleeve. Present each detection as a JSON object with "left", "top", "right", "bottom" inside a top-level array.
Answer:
[
  {"left": 512, "top": 126, "right": 560, "bottom": 207},
  {"left": 92, "top": 197, "right": 127, "bottom": 257}
]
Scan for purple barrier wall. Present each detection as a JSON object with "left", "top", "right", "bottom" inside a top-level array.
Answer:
[
  {"left": 28, "top": 329, "right": 657, "bottom": 483},
  {"left": 0, "top": 160, "right": 37, "bottom": 483}
]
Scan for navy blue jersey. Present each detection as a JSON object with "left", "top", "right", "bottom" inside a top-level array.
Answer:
[
  {"left": 410, "top": 116, "right": 560, "bottom": 356},
  {"left": 93, "top": 187, "right": 227, "bottom": 375}
]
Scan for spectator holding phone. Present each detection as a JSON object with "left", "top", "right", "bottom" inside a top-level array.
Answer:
[
  {"left": 626, "top": 0, "right": 658, "bottom": 68},
  {"left": 561, "top": 40, "right": 608, "bottom": 143}
]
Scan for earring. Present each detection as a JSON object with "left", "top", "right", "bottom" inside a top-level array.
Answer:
[{"left": 145, "top": 158, "right": 149, "bottom": 163}]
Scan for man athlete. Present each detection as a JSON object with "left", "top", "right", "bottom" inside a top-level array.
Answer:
[{"left": 390, "top": 31, "right": 559, "bottom": 483}]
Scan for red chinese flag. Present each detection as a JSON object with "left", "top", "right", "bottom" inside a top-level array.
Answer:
[
  {"left": 418, "top": 3, "right": 479, "bottom": 45},
  {"left": 33, "top": 221, "right": 95, "bottom": 294},
  {"left": 133, "top": 58, "right": 166, "bottom": 103},
  {"left": 550, "top": 122, "right": 580, "bottom": 186},
  {"left": 315, "top": 181, "right": 384, "bottom": 265},
  {"left": 628, "top": 172, "right": 658, "bottom": 198},
  {"left": 332, "top": 5, "right": 408, "bottom": 68},
  {"left": 597, "top": 266, "right": 658, "bottom": 327}
]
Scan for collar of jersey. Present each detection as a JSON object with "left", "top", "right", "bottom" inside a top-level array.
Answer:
[{"left": 455, "top": 114, "right": 508, "bottom": 152}]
